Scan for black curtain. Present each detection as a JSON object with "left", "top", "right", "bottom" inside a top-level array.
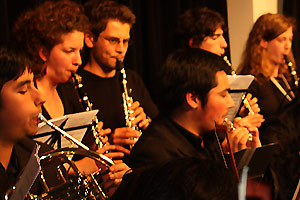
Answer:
[
  {"left": 0, "top": 0, "right": 228, "bottom": 105},
  {"left": 121, "top": 0, "right": 228, "bottom": 104}
]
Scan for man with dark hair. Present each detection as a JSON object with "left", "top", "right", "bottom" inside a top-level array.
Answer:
[
  {"left": 127, "top": 48, "right": 261, "bottom": 170},
  {"left": 78, "top": 0, "right": 159, "bottom": 150},
  {"left": 175, "top": 7, "right": 227, "bottom": 56},
  {"left": 0, "top": 47, "right": 49, "bottom": 198},
  {"left": 0, "top": 47, "right": 129, "bottom": 199},
  {"left": 176, "top": 7, "right": 264, "bottom": 132}
]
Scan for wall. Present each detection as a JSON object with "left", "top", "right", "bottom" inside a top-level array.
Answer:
[{"left": 227, "top": 0, "right": 278, "bottom": 71}]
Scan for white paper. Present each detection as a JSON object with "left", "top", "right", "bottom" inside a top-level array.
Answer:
[
  {"left": 227, "top": 75, "right": 254, "bottom": 90},
  {"left": 34, "top": 110, "right": 98, "bottom": 148},
  {"left": 227, "top": 75, "right": 254, "bottom": 121}
]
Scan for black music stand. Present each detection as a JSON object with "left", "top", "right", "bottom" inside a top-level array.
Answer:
[{"left": 226, "top": 143, "right": 279, "bottom": 179}]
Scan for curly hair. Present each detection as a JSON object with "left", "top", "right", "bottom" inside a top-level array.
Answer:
[
  {"left": 84, "top": 0, "right": 136, "bottom": 40},
  {"left": 13, "top": 0, "right": 89, "bottom": 76},
  {"left": 238, "top": 13, "right": 295, "bottom": 81},
  {"left": 175, "top": 7, "right": 225, "bottom": 48}
]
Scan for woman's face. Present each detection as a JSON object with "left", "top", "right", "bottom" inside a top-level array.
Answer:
[
  {"left": 45, "top": 31, "right": 84, "bottom": 83},
  {"left": 264, "top": 27, "right": 293, "bottom": 66}
]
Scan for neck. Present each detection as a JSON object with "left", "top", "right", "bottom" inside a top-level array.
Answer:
[
  {"left": 271, "top": 63, "right": 280, "bottom": 78},
  {"left": 85, "top": 59, "right": 116, "bottom": 78},
  {"left": 0, "top": 140, "right": 14, "bottom": 170},
  {"left": 171, "top": 109, "right": 202, "bottom": 137},
  {"left": 36, "top": 76, "right": 58, "bottom": 94}
]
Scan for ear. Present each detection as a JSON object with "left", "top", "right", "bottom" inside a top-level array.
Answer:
[
  {"left": 188, "top": 38, "right": 194, "bottom": 48},
  {"left": 38, "top": 46, "right": 49, "bottom": 62},
  {"left": 186, "top": 92, "right": 201, "bottom": 109},
  {"left": 260, "top": 39, "right": 268, "bottom": 49},
  {"left": 84, "top": 31, "right": 95, "bottom": 48},
  {"left": 188, "top": 38, "right": 200, "bottom": 48}
]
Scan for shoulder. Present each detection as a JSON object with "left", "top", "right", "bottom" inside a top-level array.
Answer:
[
  {"left": 16, "top": 139, "right": 52, "bottom": 156},
  {"left": 127, "top": 116, "right": 190, "bottom": 169},
  {"left": 125, "top": 68, "right": 144, "bottom": 83}
]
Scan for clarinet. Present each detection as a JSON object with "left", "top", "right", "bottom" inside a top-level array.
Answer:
[
  {"left": 223, "top": 56, "right": 236, "bottom": 76},
  {"left": 71, "top": 72, "right": 105, "bottom": 149},
  {"left": 224, "top": 56, "right": 254, "bottom": 141},
  {"left": 116, "top": 59, "right": 141, "bottom": 149},
  {"left": 284, "top": 55, "right": 299, "bottom": 88}
]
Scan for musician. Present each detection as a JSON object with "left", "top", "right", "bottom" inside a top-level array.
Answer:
[
  {"left": 259, "top": 93, "right": 300, "bottom": 199},
  {"left": 175, "top": 7, "right": 264, "bottom": 130},
  {"left": 78, "top": 0, "right": 159, "bottom": 149},
  {"left": 0, "top": 47, "right": 54, "bottom": 198},
  {"left": 238, "top": 13, "right": 297, "bottom": 144},
  {"left": 13, "top": 0, "right": 130, "bottom": 197},
  {"left": 175, "top": 7, "right": 227, "bottom": 56},
  {"left": 127, "top": 48, "right": 261, "bottom": 172}
]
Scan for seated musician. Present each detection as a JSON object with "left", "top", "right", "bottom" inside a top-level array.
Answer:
[
  {"left": 0, "top": 46, "right": 128, "bottom": 199},
  {"left": 127, "top": 48, "right": 261, "bottom": 170}
]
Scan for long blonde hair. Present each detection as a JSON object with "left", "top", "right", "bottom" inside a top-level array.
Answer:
[{"left": 238, "top": 13, "right": 295, "bottom": 81}]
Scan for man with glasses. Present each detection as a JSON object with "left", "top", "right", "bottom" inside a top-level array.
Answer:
[{"left": 78, "top": 0, "right": 159, "bottom": 151}]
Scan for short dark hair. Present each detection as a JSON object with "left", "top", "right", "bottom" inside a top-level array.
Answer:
[
  {"left": 84, "top": 0, "right": 136, "bottom": 39},
  {"left": 0, "top": 47, "right": 31, "bottom": 108},
  {"left": 0, "top": 47, "right": 30, "bottom": 101},
  {"left": 175, "top": 7, "right": 225, "bottom": 48},
  {"left": 160, "top": 48, "right": 229, "bottom": 115}
]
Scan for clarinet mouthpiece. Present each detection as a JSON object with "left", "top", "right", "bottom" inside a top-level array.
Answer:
[{"left": 116, "top": 58, "right": 124, "bottom": 71}]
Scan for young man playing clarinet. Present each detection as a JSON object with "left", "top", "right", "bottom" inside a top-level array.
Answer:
[{"left": 78, "top": 0, "right": 159, "bottom": 151}]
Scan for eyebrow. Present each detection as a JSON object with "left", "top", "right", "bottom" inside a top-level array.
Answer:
[{"left": 15, "top": 80, "right": 31, "bottom": 89}]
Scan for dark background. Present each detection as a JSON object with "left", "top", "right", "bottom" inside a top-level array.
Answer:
[{"left": 0, "top": 0, "right": 299, "bottom": 104}]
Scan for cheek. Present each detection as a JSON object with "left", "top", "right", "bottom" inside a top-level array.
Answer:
[
  {"left": 268, "top": 43, "right": 282, "bottom": 55},
  {"left": 205, "top": 99, "right": 227, "bottom": 123}
]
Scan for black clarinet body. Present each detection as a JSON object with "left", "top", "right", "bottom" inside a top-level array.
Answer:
[{"left": 71, "top": 72, "right": 104, "bottom": 149}]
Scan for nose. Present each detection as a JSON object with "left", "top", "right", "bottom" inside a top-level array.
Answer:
[
  {"left": 221, "top": 36, "right": 228, "bottom": 48},
  {"left": 115, "top": 41, "right": 128, "bottom": 54},
  {"left": 73, "top": 50, "right": 82, "bottom": 66},
  {"left": 285, "top": 39, "right": 292, "bottom": 50},
  {"left": 33, "top": 87, "right": 46, "bottom": 107}
]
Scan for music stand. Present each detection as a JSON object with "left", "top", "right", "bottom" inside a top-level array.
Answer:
[
  {"left": 227, "top": 75, "right": 254, "bottom": 121},
  {"left": 32, "top": 110, "right": 99, "bottom": 149}
]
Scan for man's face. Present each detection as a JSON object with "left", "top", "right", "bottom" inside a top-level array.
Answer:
[
  {"left": 46, "top": 31, "right": 84, "bottom": 83},
  {"left": 0, "top": 69, "right": 44, "bottom": 144},
  {"left": 264, "top": 27, "right": 293, "bottom": 66},
  {"left": 200, "top": 71, "right": 234, "bottom": 130},
  {"left": 91, "top": 19, "right": 131, "bottom": 72},
  {"left": 199, "top": 27, "right": 228, "bottom": 56}
]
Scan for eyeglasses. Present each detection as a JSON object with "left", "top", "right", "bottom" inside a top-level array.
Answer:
[{"left": 100, "top": 36, "right": 133, "bottom": 46}]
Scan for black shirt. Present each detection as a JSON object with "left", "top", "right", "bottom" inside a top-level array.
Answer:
[
  {"left": 0, "top": 139, "right": 61, "bottom": 199},
  {"left": 77, "top": 68, "right": 159, "bottom": 131},
  {"left": 41, "top": 82, "right": 83, "bottom": 120},
  {"left": 127, "top": 115, "right": 223, "bottom": 170}
]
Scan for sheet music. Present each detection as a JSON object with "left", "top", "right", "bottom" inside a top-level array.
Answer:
[
  {"left": 227, "top": 75, "right": 254, "bottom": 121},
  {"left": 37, "top": 117, "right": 66, "bottom": 134},
  {"left": 34, "top": 110, "right": 98, "bottom": 148}
]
